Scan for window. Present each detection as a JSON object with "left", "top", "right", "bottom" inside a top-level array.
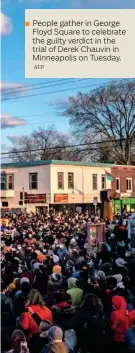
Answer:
[
  {"left": 68, "top": 173, "right": 74, "bottom": 189},
  {"left": 101, "top": 175, "right": 106, "bottom": 190},
  {"left": 1, "top": 174, "right": 14, "bottom": 190},
  {"left": 126, "top": 178, "right": 132, "bottom": 191},
  {"left": 116, "top": 178, "right": 120, "bottom": 191},
  {"left": 2, "top": 201, "right": 8, "bottom": 207},
  {"left": 7, "top": 174, "right": 14, "bottom": 190},
  {"left": 29, "top": 173, "right": 38, "bottom": 190},
  {"left": 92, "top": 174, "right": 97, "bottom": 190},
  {"left": 1, "top": 174, "right": 6, "bottom": 190},
  {"left": 58, "top": 172, "right": 64, "bottom": 189}
]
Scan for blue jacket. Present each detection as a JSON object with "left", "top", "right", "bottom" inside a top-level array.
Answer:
[{"left": 126, "top": 328, "right": 135, "bottom": 351}]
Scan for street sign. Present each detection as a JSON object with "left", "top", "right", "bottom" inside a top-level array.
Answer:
[{"left": 93, "top": 197, "right": 98, "bottom": 206}]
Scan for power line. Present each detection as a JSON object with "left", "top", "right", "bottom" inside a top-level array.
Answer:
[
  {"left": 2, "top": 78, "right": 88, "bottom": 97},
  {"left": 1, "top": 119, "right": 66, "bottom": 128},
  {"left": 1, "top": 138, "right": 127, "bottom": 156},
  {"left": 0, "top": 145, "right": 102, "bottom": 160},
  {"left": 1, "top": 78, "right": 75, "bottom": 92},
  {"left": 2, "top": 79, "right": 129, "bottom": 101},
  {"left": 2, "top": 80, "right": 118, "bottom": 102}
]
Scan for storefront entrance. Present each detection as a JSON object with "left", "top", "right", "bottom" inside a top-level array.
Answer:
[
  {"left": 113, "top": 198, "right": 135, "bottom": 214},
  {"left": 36, "top": 206, "right": 48, "bottom": 215}
]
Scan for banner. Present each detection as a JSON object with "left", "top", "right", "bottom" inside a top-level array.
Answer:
[{"left": 87, "top": 222, "right": 105, "bottom": 249}]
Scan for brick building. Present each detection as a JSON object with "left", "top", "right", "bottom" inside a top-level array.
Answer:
[{"left": 111, "top": 165, "right": 135, "bottom": 213}]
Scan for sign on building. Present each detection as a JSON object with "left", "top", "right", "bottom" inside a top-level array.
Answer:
[
  {"left": 27, "top": 194, "right": 46, "bottom": 203},
  {"left": 54, "top": 194, "right": 68, "bottom": 203},
  {"left": 128, "top": 213, "right": 135, "bottom": 251}
]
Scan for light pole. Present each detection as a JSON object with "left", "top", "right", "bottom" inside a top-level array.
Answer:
[
  {"left": 82, "top": 166, "right": 84, "bottom": 204},
  {"left": 22, "top": 187, "right": 26, "bottom": 212}
]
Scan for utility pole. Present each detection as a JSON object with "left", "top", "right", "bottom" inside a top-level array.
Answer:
[{"left": 22, "top": 187, "right": 25, "bottom": 213}]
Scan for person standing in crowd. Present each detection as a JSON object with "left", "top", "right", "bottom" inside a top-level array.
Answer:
[{"left": 1, "top": 210, "right": 135, "bottom": 353}]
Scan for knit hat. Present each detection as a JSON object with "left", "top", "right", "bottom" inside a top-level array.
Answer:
[
  {"left": 8, "top": 283, "right": 16, "bottom": 291},
  {"left": 95, "top": 270, "right": 106, "bottom": 281},
  {"left": 113, "top": 274, "right": 125, "bottom": 288},
  {"left": 115, "top": 258, "right": 127, "bottom": 267},
  {"left": 113, "top": 274, "right": 123, "bottom": 283},
  {"left": 20, "top": 277, "right": 30, "bottom": 284},
  {"left": 48, "top": 326, "right": 63, "bottom": 342},
  {"left": 53, "top": 264, "right": 62, "bottom": 275},
  {"left": 53, "top": 254, "right": 59, "bottom": 264},
  {"left": 68, "top": 277, "right": 77, "bottom": 289}
]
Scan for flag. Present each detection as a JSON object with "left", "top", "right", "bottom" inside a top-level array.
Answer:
[{"left": 105, "top": 172, "right": 114, "bottom": 181}]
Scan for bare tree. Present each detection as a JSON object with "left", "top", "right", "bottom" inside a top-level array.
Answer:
[
  {"left": 9, "top": 126, "right": 81, "bottom": 162},
  {"left": 64, "top": 80, "right": 135, "bottom": 165}
]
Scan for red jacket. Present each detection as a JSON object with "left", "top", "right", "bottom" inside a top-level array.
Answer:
[
  {"left": 128, "top": 309, "right": 135, "bottom": 327},
  {"left": 111, "top": 296, "right": 129, "bottom": 342},
  {"left": 21, "top": 304, "right": 53, "bottom": 338}
]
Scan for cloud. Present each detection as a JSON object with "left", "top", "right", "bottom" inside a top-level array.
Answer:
[
  {"left": 0, "top": 82, "right": 24, "bottom": 91},
  {"left": 1, "top": 82, "right": 30, "bottom": 99},
  {"left": 1, "top": 115, "right": 27, "bottom": 129},
  {"left": 0, "top": 11, "right": 13, "bottom": 35}
]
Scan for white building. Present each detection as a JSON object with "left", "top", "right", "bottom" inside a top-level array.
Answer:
[{"left": 1, "top": 160, "right": 113, "bottom": 213}]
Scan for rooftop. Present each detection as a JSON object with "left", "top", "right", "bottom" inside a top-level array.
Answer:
[
  {"left": 1, "top": 160, "right": 134, "bottom": 169},
  {"left": 1, "top": 159, "right": 114, "bottom": 169}
]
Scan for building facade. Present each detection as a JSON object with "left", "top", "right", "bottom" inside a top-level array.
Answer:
[
  {"left": 1, "top": 160, "right": 135, "bottom": 214},
  {"left": 1, "top": 160, "right": 113, "bottom": 214},
  {"left": 111, "top": 165, "right": 135, "bottom": 213}
]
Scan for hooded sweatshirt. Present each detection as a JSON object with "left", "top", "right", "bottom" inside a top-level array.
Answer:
[
  {"left": 21, "top": 304, "right": 53, "bottom": 338},
  {"left": 67, "top": 278, "right": 83, "bottom": 307},
  {"left": 111, "top": 296, "right": 129, "bottom": 342}
]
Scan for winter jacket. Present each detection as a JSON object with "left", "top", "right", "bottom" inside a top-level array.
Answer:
[
  {"left": 51, "top": 302, "right": 76, "bottom": 326},
  {"left": 128, "top": 309, "right": 135, "bottom": 327},
  {"left": 1, "top": 293, "right": 13, "bottom": 315},
  {"left": 62, "top": 307, "right": 110, "bottom": 352},
  {"left": 111, "top": 296, "right": 129, "bottom": 342},
  {"left": 21, "top": 304, "right": 53, "bottom": 339},
  {"left": 126, "top": 327, "right": 135, "bottom": 351}
]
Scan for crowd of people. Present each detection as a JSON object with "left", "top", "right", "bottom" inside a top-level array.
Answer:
[{"left": 1, "top": 210, "right": 135, "bottom": 353}]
